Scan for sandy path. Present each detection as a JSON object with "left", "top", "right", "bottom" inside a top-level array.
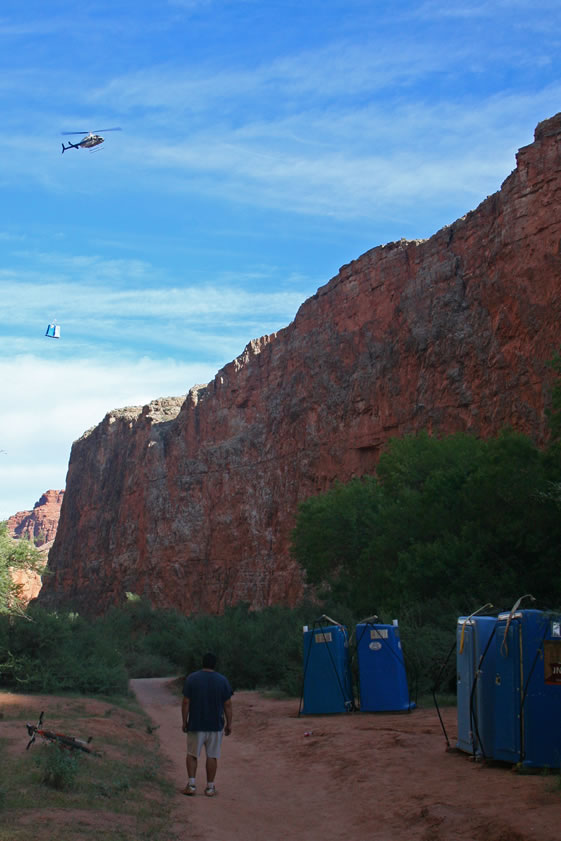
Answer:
[{"left": 131, "top": 678, "right": 560, "bottom": 841}]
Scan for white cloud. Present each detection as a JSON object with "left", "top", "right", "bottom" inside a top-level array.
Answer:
[
  {"left": 1, "top": 267, "right": 310, "bottom": 363},
  {"left": 0, "top": 354, "right": 220, "bottom": 519},
  {"left": 2, "top": 277, "right": 307, "bottom": 321},
  {"left": 89, "top": 39, "right": 447, "bottom": 116}
]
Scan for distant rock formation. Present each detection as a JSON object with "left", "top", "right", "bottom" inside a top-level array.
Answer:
[
  {"left": 6, "top": 491, "right": 63, "bottom": 604},
  {"left": 7, "top": 490, "right": 64, "bottom": 546},
  {"left": 40, "top": 114, "right": 561, "bottom": 617}
]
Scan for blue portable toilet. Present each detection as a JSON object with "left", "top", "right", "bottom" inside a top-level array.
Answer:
[
  {"left": 45, "top": 323, "right": 60, "bottom": 339},
  {"left": 456, "top": 615, "right": 497, "bottom": 758},
  {"left": 356, "top": 622, "right": 411, "bottom": 712},
  {"left": 301, "top": 623, "right": 353, "bottom": 714},
  {"left": 493, "top": 609, "right": 561, "bottom": 768}
]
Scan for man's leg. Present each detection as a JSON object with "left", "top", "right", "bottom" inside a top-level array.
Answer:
[
  {"left": 183, "top": 732, "right": 199, "bottom": 795},
  {"left": 187, "top": 753, "right": 198, "bottom": 779},
  {"left": 205, "top": 756, "right": 217, "bottom": 784},
  {"left": 204, "top": 732, "right": 223, "bottom": 796}
]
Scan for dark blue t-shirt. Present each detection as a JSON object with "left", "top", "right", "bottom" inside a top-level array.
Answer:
[{"left": 183, "top": 669, "right": 233, "bottom": 732}]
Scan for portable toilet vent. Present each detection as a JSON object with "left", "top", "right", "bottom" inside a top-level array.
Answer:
[
  {"left": 493, "top": 608, "right": 561, "bottom": 768},
  {"left": 456, "top": 614, "right": 497, "bottom": 758},
  {"left": 45, "top": 323, "right": 60, "bottom": 339},
  {"left": 356, "top": 622, "right": 412, "bottom": 712},
  {"left": 300, "top": 622, "right": 353, "bottom": 714}
]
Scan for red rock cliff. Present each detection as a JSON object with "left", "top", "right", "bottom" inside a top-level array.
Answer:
[
  {"left": 7, "top": 490, "right": 64, "bottom": 546},
  {"left": 39, "top": 114, "right": 561, "bottom": 616}
]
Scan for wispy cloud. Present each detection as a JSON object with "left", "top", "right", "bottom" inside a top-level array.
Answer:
[
  {"left": 116, "top": 90, "right": 550, "bottom": 221},
  {"left": 89, "top": 39, "right": 451, "bottom": 115},
  {"left": 2, "top": 267, "right": 309, "bottom": 321},
  {"left": 1, "top": 256, "right": 312, "bottom": 368},
  {"left": 0, "top": 354, "right": 219, "bottom": 519}
]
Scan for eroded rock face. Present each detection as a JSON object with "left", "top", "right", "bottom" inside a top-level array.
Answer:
[
  {"left": 10, "top": 542, "right": 52, "bottom": 605},
  {"left": 7, "top": 490, "right": 64, "bottom": 546},
  {"left": 6, "top": 491, "right": 63, "bottom": 604},
  {"left": 40, "top": 114, "right": 561, "bottom": 616}
]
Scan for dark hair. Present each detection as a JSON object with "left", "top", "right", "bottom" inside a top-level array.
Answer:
[{"left": 202, "top": 652, "right": 217, "bottom": 669}]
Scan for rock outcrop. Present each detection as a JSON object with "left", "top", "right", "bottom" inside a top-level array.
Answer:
[
  {"left": 6, "top": 491, "right": 63, "bottom": 604},
  {"left": 7, "top": 490, "right": 64, "bottom": 546},
  {"left": 40, "top": 114, "right": 561, "bottom": 616},
  {"left": 10, "top": 542, "right": 52, "bottom": 605}
]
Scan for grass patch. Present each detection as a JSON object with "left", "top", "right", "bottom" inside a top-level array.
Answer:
[{"left": 0, "top": 693, "right": 178, "bottom": 841}]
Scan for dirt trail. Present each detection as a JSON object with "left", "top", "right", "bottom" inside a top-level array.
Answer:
[{"left": 131, "top": 677, "right": 560, "bottom": 841}]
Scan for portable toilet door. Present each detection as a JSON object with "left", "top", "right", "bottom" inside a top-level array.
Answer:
[
  {"left": 456, "top": 617, "right": 477, "bottom": 754},
  {"left": 356, "top": 622, "right": 411, "bottom": 712},
  {"left": 493, "top": 609, "right": 561, "bottom": 767},
  {"left": 493, "top": 610, "right": 525, "bottom": 763},
  {"left": 300, "top": 624, "right": 353, "bottom": 715},
  {"left": 524, "top": 612, "right": 561, "bottom": 768},
  {"left": 456, "top": 615, "right": 497, "bottom": 758}
]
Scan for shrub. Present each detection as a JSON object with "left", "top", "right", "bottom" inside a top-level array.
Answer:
[
  {"left": 34, "top": 744, "right": 80, "bottom": 791},
  {"left": 0, "top": 607, "right": 129, "bottom": 695}
]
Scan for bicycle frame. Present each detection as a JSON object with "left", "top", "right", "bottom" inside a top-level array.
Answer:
[{"left": 25, "top": 711, "right": 98, "bottom": 754}]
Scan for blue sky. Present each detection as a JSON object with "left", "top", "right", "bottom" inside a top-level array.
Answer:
[{"left": 1, "top": 0, "right": 560, "bottom": 519}]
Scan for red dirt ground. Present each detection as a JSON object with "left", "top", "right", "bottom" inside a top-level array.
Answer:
[{"left": 131, "top": 678, "right": 560, "bottom": 841}]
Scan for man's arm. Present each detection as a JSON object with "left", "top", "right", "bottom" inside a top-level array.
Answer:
[
  {"left": 224, "top": 697, "right": 232, "bottom": 736},
  {"left": 182, "top": 696, "right": 190, "bottom": 732}
]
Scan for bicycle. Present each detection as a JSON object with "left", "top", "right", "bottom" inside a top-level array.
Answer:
[{"left": 25, "top": 711, "right": 100, "bottom": 755}]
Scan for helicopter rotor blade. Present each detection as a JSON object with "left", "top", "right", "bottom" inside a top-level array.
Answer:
[{"left": 61, "top": 128, "right": 121, "bottom": 136}]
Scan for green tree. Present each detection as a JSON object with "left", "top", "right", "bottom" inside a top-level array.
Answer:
[
  {"left": 291, "top": 476, "right": 382, "bottom": 606},
  {"left": 291, "top": 430, "right": 561, "bottom": 618},
  {"left": 0, "top": 522, "right": 44, "bottom": 616}
]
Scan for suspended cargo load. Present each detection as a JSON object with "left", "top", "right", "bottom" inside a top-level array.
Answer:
[
  {"left": 300, "top": 622, "right": 353, "bottom": 715},
  {"left": 493, "top": 608, "right": 561, "bottom": 768},
  {"left": 356, "top": 621, "right": 412, "bottom": 712},
  {"left": 45, "top": 323, "right": 60, "bottom": 339},
  {"left": 456, "top": 614, "right": 497, "bottom": 758}
]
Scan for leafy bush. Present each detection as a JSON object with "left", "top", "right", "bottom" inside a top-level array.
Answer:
[
  {"left": 0, "top": 606, "right": 128, "bottom": 695},
  {"left": 34, "top": 744, "right": 80, "bottom": 791},
  {"left": 125, "top": 651, "right": 176, "bottom": 679}
]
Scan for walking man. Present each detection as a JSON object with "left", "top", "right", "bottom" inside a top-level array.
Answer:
[{"left": 181, "top": 652, "right": 233, "bottom": 797}]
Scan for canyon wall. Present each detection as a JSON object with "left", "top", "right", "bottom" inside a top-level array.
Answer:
[{"left": 39, "top": 114, "right": 561, "bottom": 616}]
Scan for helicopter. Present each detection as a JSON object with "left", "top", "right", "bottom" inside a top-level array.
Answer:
[{"left": 61, "top": 127, "right": 121, "bottom": 154}]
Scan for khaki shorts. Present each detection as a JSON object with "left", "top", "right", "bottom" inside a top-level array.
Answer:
[{"left": 187, "top": 730, "right": 224, "bottom": 760}]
